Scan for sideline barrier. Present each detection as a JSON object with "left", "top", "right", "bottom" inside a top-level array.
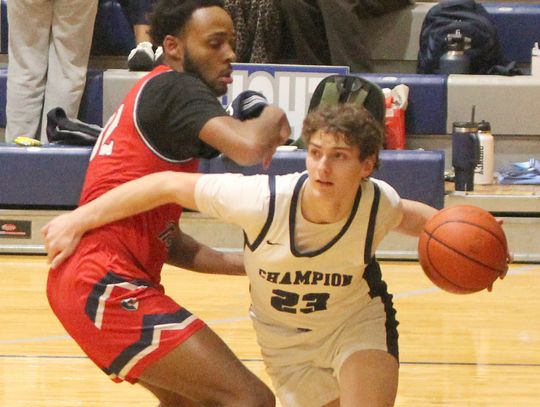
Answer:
[
  {"left": 200, "top": 149, "right": 445, "bottom": 209},
  {"left": 0, "top": 144, "right": 445, "bottom": 209},
  {"left": 0, "top": 143, "right": 444, "bottom": 256}
]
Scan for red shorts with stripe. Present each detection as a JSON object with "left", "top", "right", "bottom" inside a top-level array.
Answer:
[{"left": 47, "top": 242, "right": 205, "bottom": 384}]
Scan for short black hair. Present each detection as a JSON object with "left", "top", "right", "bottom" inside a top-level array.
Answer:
[{"left": 149, "top": 0, "right": 225, "bottom": 45}]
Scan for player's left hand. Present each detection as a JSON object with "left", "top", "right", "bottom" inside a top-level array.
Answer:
[
  {"left": 226, "top": 90, "right": 268, "bottom": 121},
  {"left": 41, "top": 213, "right": 84, "bottom": 269},
  {"left": 496, "top": 218, "right": 512, "bottom": 278}
]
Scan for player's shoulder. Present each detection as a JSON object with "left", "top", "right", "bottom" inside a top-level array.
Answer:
[
  {"left": 200, "top": 172, "right": 270, "bottom": 188},
  {"left": 147, "top": 70, "right": 208, "bottom": 91},
  {"left": 370, "top": 177, "right": 398, "bottom": 195},
  {"left": 274, "top": 171, "right": 305, "bottom": 189},
  {"left": 369, "top": 177, "right": 401, "bottom": 206}
]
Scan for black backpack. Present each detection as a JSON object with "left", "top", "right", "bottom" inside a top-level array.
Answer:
[
  {"left": 46, "top": 108, "right": 103, "bottom": 146},
  {"left": 417, "top": 0, "right": 507, "bottom": 74},
  {"left": 308, "top": 75, "right": 385, "bottom": 125},
  {"left": 290, "top": 75, "right": 385, "bottom": 148}
]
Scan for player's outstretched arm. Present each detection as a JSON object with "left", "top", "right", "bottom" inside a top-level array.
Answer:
[
  {"left": 394, "top": 199, "right": 438, "bottom": 237},
  {"left": 167, "top": 228, "right": 245, "bottom": 276},
  {"left": 41, "top": 171, "right": 203, "bottom": 268},
  {"left": 200, "top": 105, "right": 291, "bottom": 167}
]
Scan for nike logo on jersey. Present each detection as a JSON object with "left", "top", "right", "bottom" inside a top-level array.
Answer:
[{"left": 266, "top": 240, "right": 283, "bottom": 246}]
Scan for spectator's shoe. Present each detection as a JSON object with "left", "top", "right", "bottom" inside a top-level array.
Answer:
[
  {"left": 127, "top": 42, "right": 155, "bottom": 71},
  {"left": 154, "top": 46, "right": 164, "bottom": 67}
]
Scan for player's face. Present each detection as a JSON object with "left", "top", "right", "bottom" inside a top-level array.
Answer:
[
  {"left": 182, "top": 6, "right": 236, "bottom": 96},
  {"left": 305, "top": 130, "right": 375, "bottom": 202}
]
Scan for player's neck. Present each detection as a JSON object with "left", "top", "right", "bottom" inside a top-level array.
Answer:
[{"left": 301, "top": 185, "right": 355, "bottom": 224}]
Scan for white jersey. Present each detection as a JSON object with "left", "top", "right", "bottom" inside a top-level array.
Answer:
[{"left": 195, "top": 172, "right": 403, "bottom": 332}]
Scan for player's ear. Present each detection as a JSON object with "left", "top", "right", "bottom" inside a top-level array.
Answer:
[
  {"left": 163, "top": 34, "right": 184, "bottom": 61},
  {"left": 361, "top": 154, "right": 377, "bottom": 178}
]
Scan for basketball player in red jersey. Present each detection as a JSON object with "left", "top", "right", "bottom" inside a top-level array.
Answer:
[{"left": 45, "top": 0, "right": 289, "bottom": 405}]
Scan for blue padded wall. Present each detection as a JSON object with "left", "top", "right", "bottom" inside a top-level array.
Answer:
[
  {"left": 200, "top": 149, "right": 445, "bottom": 209},
  {"left": 0, "top": 146, "right": 444, "bottom": 209},
  {"left": 485, "top": 3, "right": 540, "bottom": 64},
  {"left": 78, "top": 69, "right": 104, "bottom": 126},
  {"left": 198, "top": 151, "right": 308, "bottom": 176},
  {"left": 0, "top": 67, "right": 5, "bottom": 127},
  {"left": 0, "top": 144, "right": 91, "bottom": 207},
  {"left": 0, "top": 0, "right": 6, "bottom": 54},
  {"left": 376, "top": 149, "right": 445, "bottom": 209},
  {"left": 360, "top": 73, "right": 447, "bottom": 135}
]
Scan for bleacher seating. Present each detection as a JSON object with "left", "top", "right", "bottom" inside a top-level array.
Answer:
[
  {"left": 360, "top": 73, "right": 447, "bottom": 135},
  {"left": 2, "top": 67, "right": 540, "bottom": 139},
  {"left": 364, "top": 1, "right": 540, "bottom": 71},
  {"left": 90, "top": 0, "right": 136, "bottom": 56},
  {"left": 483, "top": 2, "right": 540, "bottom": 64},
  {"left": 1, "top": 1, "right": 539, "bottom": 136},
  {"left": 2, "top": 1, "right": 538, "bottom": 64}
]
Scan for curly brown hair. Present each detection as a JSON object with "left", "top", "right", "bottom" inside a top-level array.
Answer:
[{"left": 301, "top": 103, "right": 384, "bottom": 165}]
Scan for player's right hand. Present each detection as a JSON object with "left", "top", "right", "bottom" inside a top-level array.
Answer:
[{"left": 256, "top": 105, "right": 291, "bottom": 168}]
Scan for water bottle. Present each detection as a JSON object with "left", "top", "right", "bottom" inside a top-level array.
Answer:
[
  {"left": 452, "top": 120, "right": 480, "bottom": 191},
  {"left": 532, "top": 42, "right": 540, "bottom": 77},
  {"left": 439, "top": 30, "right": 471, "bottom": 74},
  {"left": 474, "top": 120, "right": 494, "bottom": 185}
]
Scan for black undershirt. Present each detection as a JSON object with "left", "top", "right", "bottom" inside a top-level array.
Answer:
[{"left": 135, "top": 71, "right": 228, "bottom": 161}]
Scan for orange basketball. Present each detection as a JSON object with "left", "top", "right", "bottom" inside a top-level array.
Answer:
[{"left": 418, "top": 205, "right": 509, "bottom": 294}]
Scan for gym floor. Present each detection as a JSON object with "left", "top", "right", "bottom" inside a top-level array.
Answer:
[{"left": 1, "top": 255, "right": 539, "bottom": 406}]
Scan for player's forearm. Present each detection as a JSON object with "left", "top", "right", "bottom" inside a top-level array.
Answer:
[
  {"left": 167, "top": 230, "right": 245, "bottom": 275},
  {"left": 396, "top": 199, "right": 438, "bottom": 237},
  {"left": 74, "top": 172, "right": 199, "bottom": 233},
  {"left": 190, "top": 246, "right": 245, "bottom": 276},
  {"left": 201, "top": 107, "right": 290, "bottom": 166}
]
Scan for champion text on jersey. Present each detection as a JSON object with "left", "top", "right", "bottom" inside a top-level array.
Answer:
[{"left": 258, "top": 268, "right": 353, "bottom": 287}]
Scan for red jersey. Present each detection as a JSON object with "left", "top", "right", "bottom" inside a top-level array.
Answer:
[
  {"left": 47, "top": 66, "right": 228, "bottom": 383},
  {"left": 80, "top": 65, "right": 199, "bottom": 285}
]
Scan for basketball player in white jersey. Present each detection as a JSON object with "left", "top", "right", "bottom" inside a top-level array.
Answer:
[{"left": 43, "top": 103, "right": 438, "bottom": 406}]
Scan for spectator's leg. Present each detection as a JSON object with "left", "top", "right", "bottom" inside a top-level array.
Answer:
[
  {"left": 133, "top": 24, "right": 152, "bottom": 44},
  {"left": 5, "top": 0, "right": 53, "bottom": 142},
  {"left": 39, "top": 0, "right": 98, "bottom": 142},
  {"left": 130, "top": 0, "right": 155, "bottom": 43},
  {"left": 280, "top": 0, "right": 331, "bottom": 66},
  {"left": 247, "top": 0, "right": 282, "bottom": 63},
  {"left": 224, "top": 0, "right": 251, "bottom": 63},
  {"left": 317, "top": 0, "right": 372, "bottom": 72},
  {"left": 126, "top": 0, "right": 160, "bottom": 70}
]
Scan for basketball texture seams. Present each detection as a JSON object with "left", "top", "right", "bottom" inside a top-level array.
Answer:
[{"left": 427, "top": 221, "right": 508, "bottom": 273}]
